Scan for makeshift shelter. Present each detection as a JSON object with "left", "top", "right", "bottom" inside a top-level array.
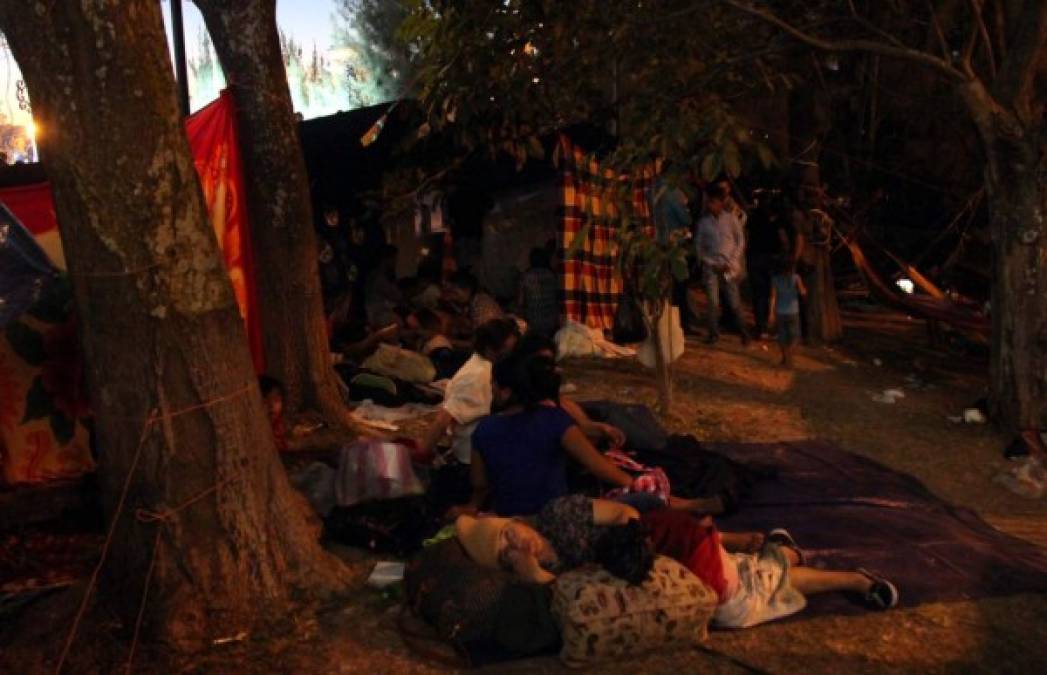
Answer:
[{"left": 0, "top": 90, "right": 262, "bottom": 485}]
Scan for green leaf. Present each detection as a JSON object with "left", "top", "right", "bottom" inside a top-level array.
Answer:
[
  {"left": 670, "top": 255, "right": 689, "bottom": 282},
  {"left": 49, "top": 412, "right": 75, "bottom": 446},
  {"left": 527, "top": 135, "right": 545, "bottom": 159},
  {"left": 5, "top": 322, "right": 46, "bottom": 367},
  {"left": 756, "top": 142, "right": 776, "bottom": 169},
  {"left": 21, "top": 377, "right": 53, "bottom": 423},
  {"left": 700, "top": 152, "right": 721, "bottom": 182},
  {"left": 723, "top": 141, "right": 742, "bottom": 177}
]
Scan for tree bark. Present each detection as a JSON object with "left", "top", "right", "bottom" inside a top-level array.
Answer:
[
  {"left": 960, "top": 82, "right": 1047, "bottom": 433},
  {"left": 0, "top": 0, "right": 347, "bottom": 654},
  {"left": 193, "top": 0, "right": 353, "bottom": 427}
]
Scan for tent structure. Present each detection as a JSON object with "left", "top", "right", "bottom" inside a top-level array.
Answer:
[{"left": 0, "top": 90, "right": 261, "bottom": 486}]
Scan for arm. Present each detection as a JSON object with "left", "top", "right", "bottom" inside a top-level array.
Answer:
[
  {"left": 559, "top": 397, "right": 626, "bottom": 447},
  {"left": 795, "top": 274, "right": 808, "bottom": 298},
  {"left": 447, "top": 449, "right": 489, "bottom": 519},
  {"left": 591, "top": 498, "right": 640, "bottom": 526},
  {"left": 417, "top": 408, "right": 454, "bottom": 454},
  {"left": 506, "top": 549, "right": 557, "bottom": 584},
  {"left": 561, "top": 426, "right": 634, "bottom": 489}
]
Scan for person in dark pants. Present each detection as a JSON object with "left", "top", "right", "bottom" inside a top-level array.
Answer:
[{"left": 696, "top": 186, "right": 750, "bottom": 345}]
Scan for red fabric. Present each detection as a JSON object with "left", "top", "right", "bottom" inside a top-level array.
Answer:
[
  {"left": 0, "top": 90, "right": 264, "bottom": 372},
  {"left": 642, "top": 509, "right": 729, "bottom": 602},
  {"left": 0, "top": 183, "right": 58, "bottom": 235}
]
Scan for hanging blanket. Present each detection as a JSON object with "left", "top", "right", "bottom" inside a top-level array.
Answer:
[{"left": 558, "top": 135, "right": 657, "bottom": 330}]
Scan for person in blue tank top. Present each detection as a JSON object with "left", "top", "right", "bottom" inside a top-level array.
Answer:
[
  {"left": 769, "top": 256, "right": 807, "bottom": 367},
  {"left": 454, "top": 354, "right": 636, "bottom": 517}
]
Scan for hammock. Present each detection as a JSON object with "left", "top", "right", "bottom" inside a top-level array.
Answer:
[{"left": 841, "top": 235, "right": 989, "bottom": 342}]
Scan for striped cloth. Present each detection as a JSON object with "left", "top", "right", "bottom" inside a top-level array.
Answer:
[{"left": 558, "top": 135, "right": 658, "bottom": 330}]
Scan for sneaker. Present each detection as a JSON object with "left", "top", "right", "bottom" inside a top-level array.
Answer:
[
  {"left": 766, "top": 528, "right": 805, "bottom": 565},
  {"left": 741, "top": 333, "right": 751, "bottom": 347},
  {"left": 858, "top": 568, "right": 899, "bottom": 610},
  {"left": 704, "top": 333, "right": 720, "bottom": 345}
]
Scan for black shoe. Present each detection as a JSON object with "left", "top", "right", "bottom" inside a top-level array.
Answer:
[
  {"left": 858, "top": 568, "right": 899, "bottom": 610},
  {"left": 705, "top": 333, "right": 720, "bottom": 345},
  {"left": 740, "top": 333, "right": 751, "bottom": 347}
]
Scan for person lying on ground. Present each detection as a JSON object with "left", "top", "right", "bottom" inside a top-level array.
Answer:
[
  {"left": 415, "top": 317, "right": 521, "bottom": 464},
  {"left": 448, "top": 354, "right": 724, "bottom": 518},
  {"left": 456, "top": 495, "right": 899, "bottom": 629}
]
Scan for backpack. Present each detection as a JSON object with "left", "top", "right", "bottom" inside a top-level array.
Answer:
[{"left": 401, "top": 539, "right": 560, "bottom": 666}]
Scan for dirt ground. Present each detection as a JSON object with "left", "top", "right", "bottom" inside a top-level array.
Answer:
[{"left": 3, "top": 305, "right": 1047, "bottom": 674}]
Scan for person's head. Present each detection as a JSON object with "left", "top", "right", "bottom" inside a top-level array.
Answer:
[
  {"left": 474, "top": 317, "right": 520, "bottom": 362},
  {"left": 529, "top": 247, "right": 552, "bottom": 271},
  {"left": 704, "top": 185, "right": 725, "bottom": 216},
  {"left": 322, "top": 205, "right": 339, "bottom": 228},
  {"left": 594, "top": 519, "right": 655, "bottom": 585},
  {"left": 513, "top": 354, "right": 562, "bottom": 408},
  {"left": 413, "top": 308, "right": 445, "bottom": 336},
  {"left": 516, "top": 331, "right": 557, "bottom": 360},
  {"left": 773, "top": 255, "right": 795, "bottom": 276},
  {"left": 491, "top": 352, "right": 521, "bottom": 410},
  {"left": 447, "top": 270, "right": 478, "bottom": 303},
  {"left": 259, "top": 375, "right": 285, "bottom": 419}
]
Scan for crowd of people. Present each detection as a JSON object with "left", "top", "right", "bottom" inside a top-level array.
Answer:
[
  {"left": 274, "top": 190, "right": 894, "bottom": 631},
  {"left": 662, "top": 178, "right": 841, "bottom": 364}
]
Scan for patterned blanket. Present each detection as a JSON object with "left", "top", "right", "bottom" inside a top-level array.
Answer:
[{"left": 558, "top": 135, "right": 657, "bottom": 330}]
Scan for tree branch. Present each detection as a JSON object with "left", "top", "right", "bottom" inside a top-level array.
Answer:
[
  {"left": 926, "top": 0, "right": 952, "bottom": 60},
  {"left": 992, "top": 0, "right": 1047, "bottom": 112},
  {"left": 969, "top": 0, "right": 998, "bottom": 77},
  {"left": 725, "top": 0, "right": 970, "bottom": 84}
]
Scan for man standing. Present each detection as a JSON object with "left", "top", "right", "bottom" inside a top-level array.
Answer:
[{"left": 697, "top": 186, "right": 750, "bottom": 345}]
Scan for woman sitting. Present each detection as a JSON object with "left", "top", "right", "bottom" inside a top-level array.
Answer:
[
  {"left": 452, "top": 353, "right": 720, "bottom": 517},
  {"left": 456, "top": 495, "right": 899, "bottom": 628}
]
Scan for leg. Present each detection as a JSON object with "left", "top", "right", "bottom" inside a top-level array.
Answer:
[
  {"left": 722, "top": 279, "right": 750, "bottom": 343},
  {"left": 789, "top": 567, "right": 872, "bottom": 596},
  {"left": 721, "top": 530, "right": 765, "bottom": 553},
  {"left": 702, "top": 266, "right": 721, "bottom": 342}
]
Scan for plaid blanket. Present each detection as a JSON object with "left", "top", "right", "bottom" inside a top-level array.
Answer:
[{"left": 558, "top": 135, "right": 657, "bottom": 330}]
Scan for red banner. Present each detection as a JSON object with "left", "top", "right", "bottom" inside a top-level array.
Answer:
[{"left": 0, "top": 90, "right": 263, "bottom": 372}]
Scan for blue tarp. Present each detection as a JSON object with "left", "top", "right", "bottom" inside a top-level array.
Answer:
[{"left": 0, "top": 203, "right": 58, "bottom": 328}]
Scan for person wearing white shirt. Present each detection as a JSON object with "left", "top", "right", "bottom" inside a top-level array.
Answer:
[{"left": 696, "top": 186, "right": 751, "bottom": 345}]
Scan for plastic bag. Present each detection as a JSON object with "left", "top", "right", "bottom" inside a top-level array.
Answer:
[{"left": 613, "top": 291, "right": 648, "bottom": 344}]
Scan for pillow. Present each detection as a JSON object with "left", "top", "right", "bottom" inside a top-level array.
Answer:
[{"left": 551, "top": 556, "right": 717, "bottom": 667}]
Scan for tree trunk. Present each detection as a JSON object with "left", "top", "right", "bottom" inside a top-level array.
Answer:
[
  {"left": 646, "top": 300, "right": 674, "bottom": 412},
  {"left": 961, "top": 83, "right": 1047, "bottom": 434},
  {"left": 0, "top": 0, "right": 347, "bottom": 655},
  {"left": 194, "top": 0, "right": 352, "bottom": 427}
]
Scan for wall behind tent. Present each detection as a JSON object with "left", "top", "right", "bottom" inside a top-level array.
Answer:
[{"left": 480, "top": 183, "right": 559, "bottom": 300}]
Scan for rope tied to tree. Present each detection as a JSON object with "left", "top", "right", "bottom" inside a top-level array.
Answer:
[{"left": 55, "top": 382, "right": 255, "bottom": 674}]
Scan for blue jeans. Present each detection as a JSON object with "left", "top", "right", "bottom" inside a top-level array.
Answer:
[{"left": 702, "top": 266, "right": 749, "bottom": 338}]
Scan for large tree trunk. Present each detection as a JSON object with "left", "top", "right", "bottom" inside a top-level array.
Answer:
[
  {"left": 194, "top": 0, "right": 352, "bottom": 427},
  {"left": 0, "top": 0, "right": 347, "bottom": 655},
  {"left": 961, "top": 83, "right": 1047, "bottom": 434}
]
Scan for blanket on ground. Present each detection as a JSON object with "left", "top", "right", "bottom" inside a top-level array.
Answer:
[{"left": 712, "top": 440, "right": 1047, "bottom": 615}]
